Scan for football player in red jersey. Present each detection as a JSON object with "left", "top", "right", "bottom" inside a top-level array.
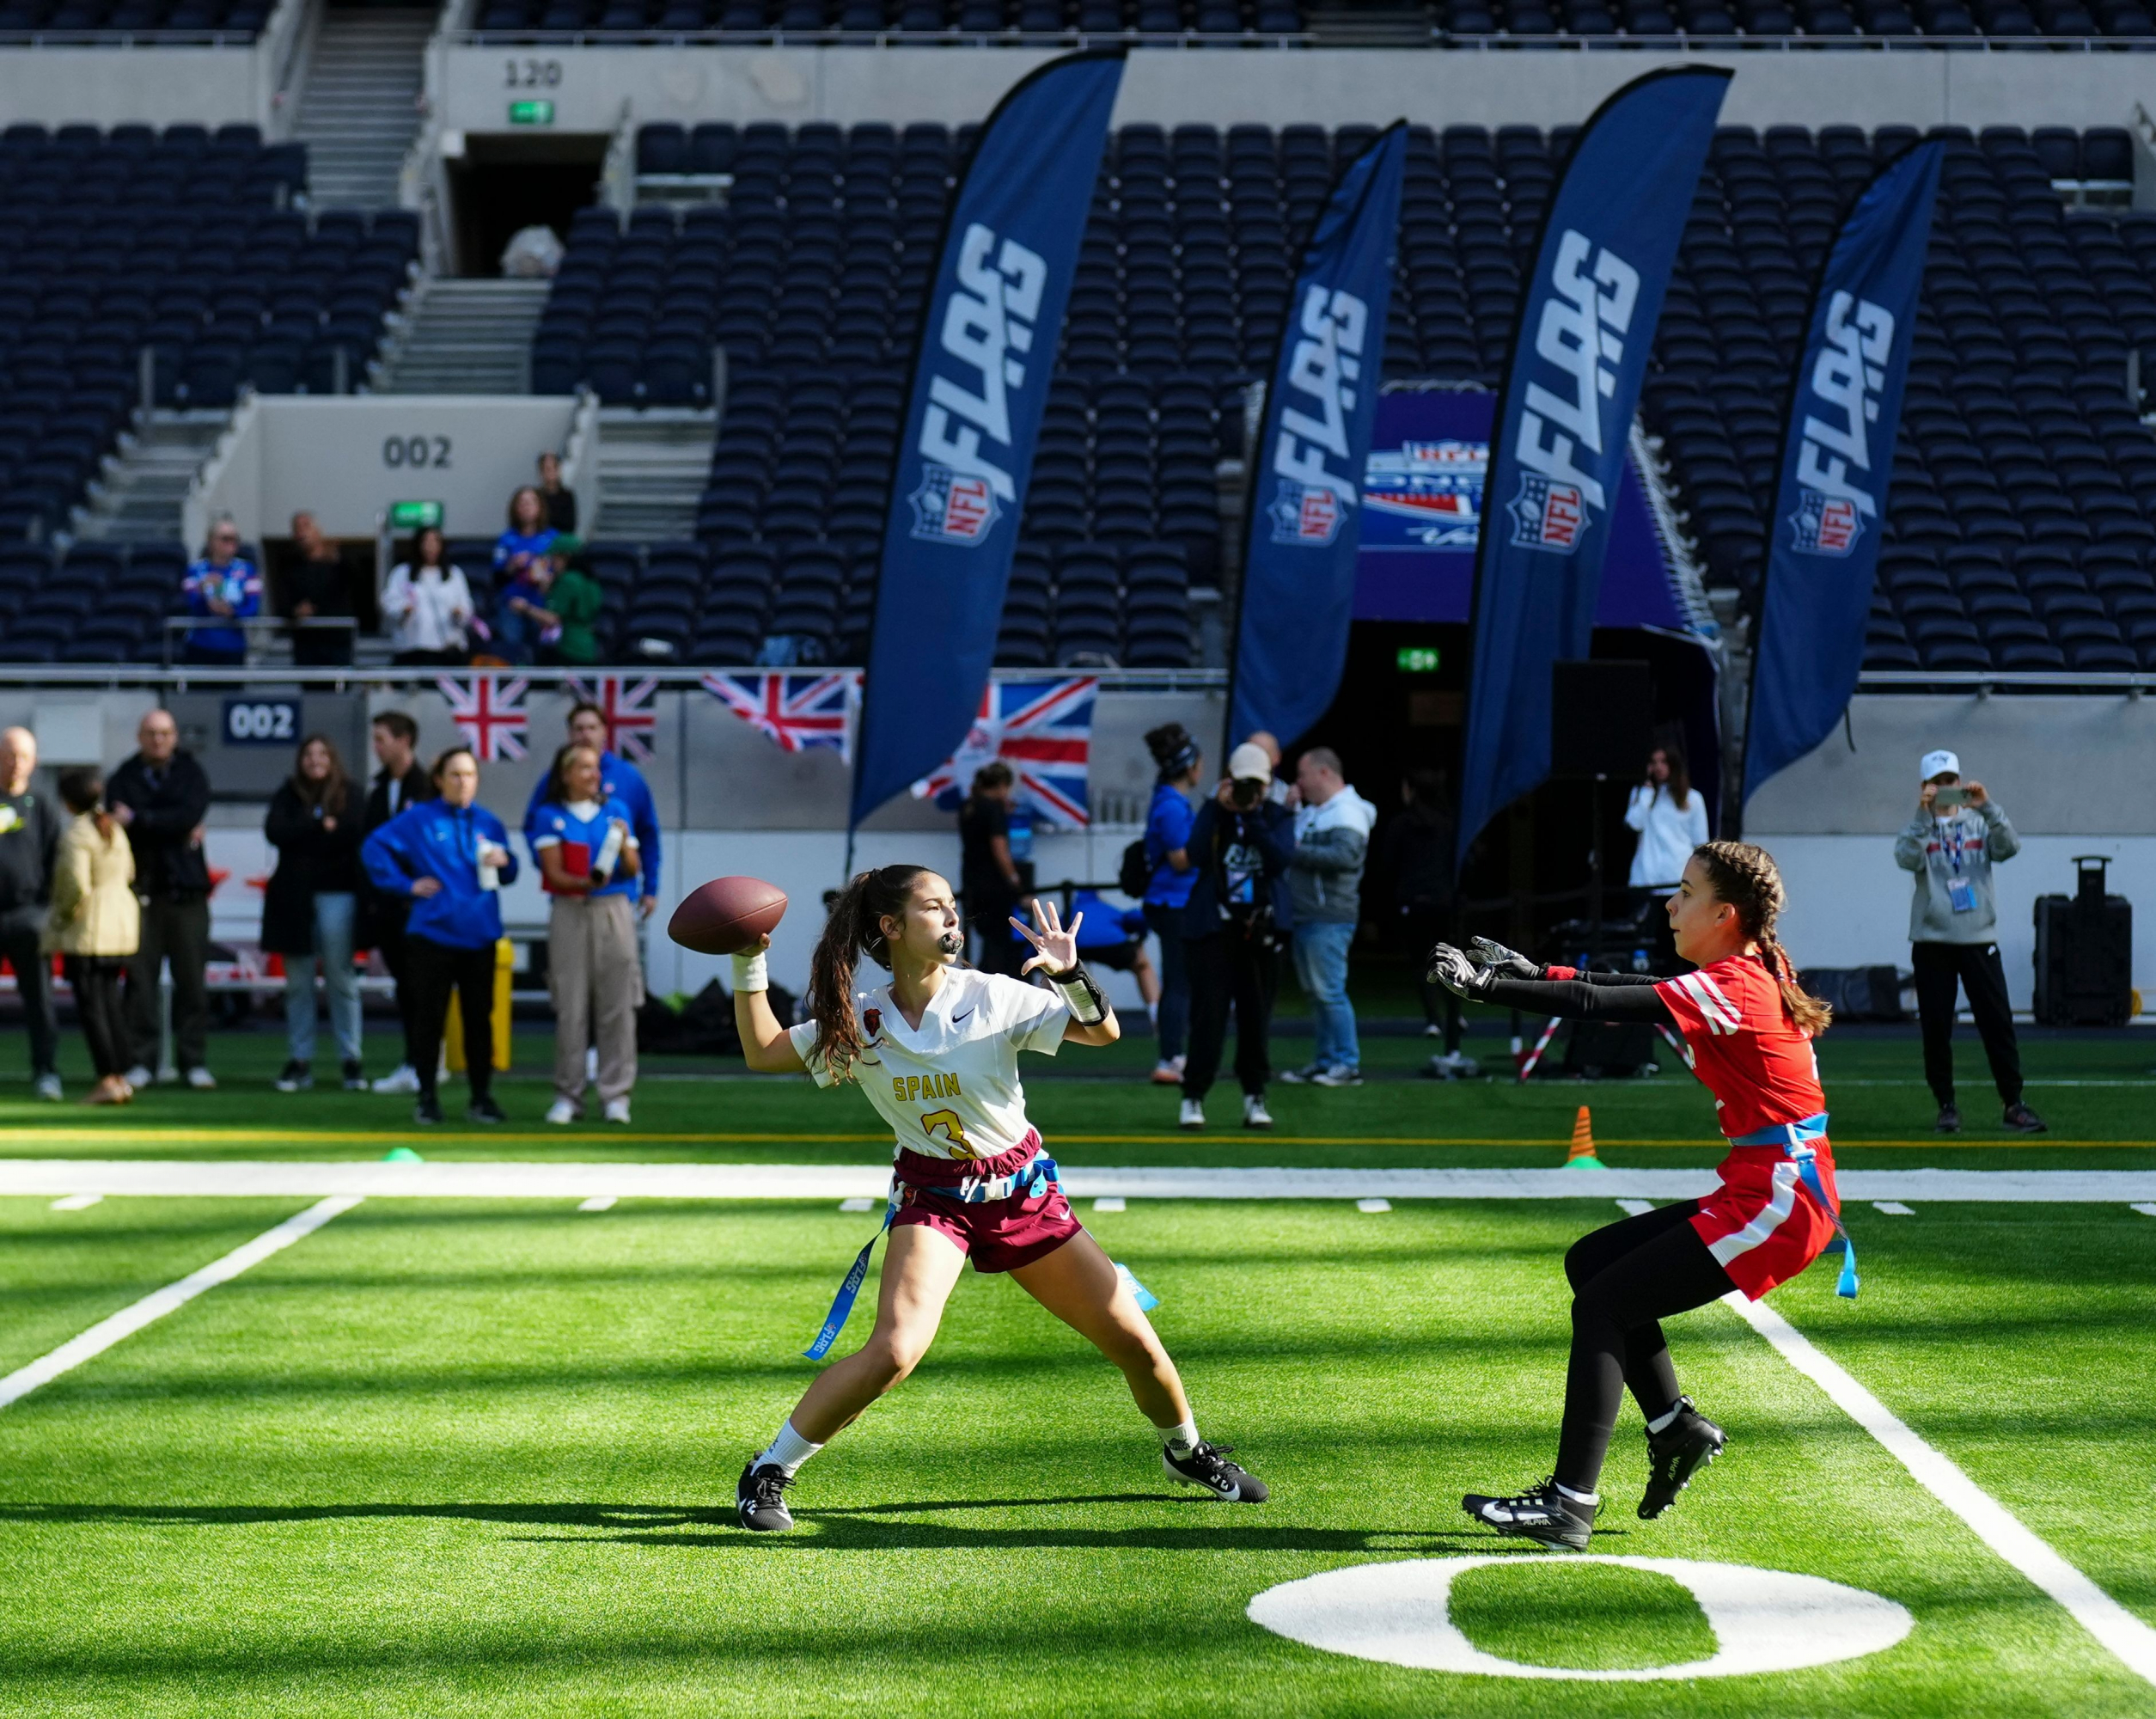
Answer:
[{"left": 1429, "top": 841, "right": 1843, "bottom": 1550}]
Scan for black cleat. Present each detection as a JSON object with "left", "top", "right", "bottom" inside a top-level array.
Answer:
[
  {"left": 1640, "top": 1397, "right": 1726, "bottom": 1520},
  {"left": 467, "top": 1095, "right": 507, "bottom": 1124},
  {"left": 2003, "top": 1102, "right": 2048, "bottom": 1135},
  {"left": 1934, "top": 1103, "right": 1961, "bottom": 1134},
  {"left": 736, "top": 1461, "right": 796, "bottom": 1532},
  {"left": 1163, "top": 1441, "right": 1268, "bottom": 1502},
  {"left": 413, "top": 1094, "right": 443, "bottom": 1125},
  {"left": 1462, "top": 1478, "right": 1598, "bottom": 1551}
]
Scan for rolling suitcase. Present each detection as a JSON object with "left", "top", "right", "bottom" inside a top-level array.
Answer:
[{"left": 2032, "top": 855, "right": 2132, "bottom": 1027}]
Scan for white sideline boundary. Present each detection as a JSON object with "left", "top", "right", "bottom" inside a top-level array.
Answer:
[
  {"left": 1727, "top": 1293, "right": 2156, "bottom": 1690},
  {"left": 2, "top": 1162, "right": 2155, "bottom": 1202},
  {"left": 0, "top": 1196, "right": 362, "bottom": 1413}
]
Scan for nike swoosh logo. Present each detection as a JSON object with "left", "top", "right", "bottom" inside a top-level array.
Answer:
[{"left": 951, "top": 1010, "right": 974, "bottom": 1024}]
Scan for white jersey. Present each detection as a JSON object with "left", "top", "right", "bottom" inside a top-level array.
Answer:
[{"left": 786, "top": 967, "right": 1069, "bottom": 1162}]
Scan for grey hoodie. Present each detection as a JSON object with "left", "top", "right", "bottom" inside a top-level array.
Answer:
[
  {"left": 1289, "top": 784, "right": 1377, "bottom": 925},
  {"left": 1892, "top": 800, "right": 2019, "bottom": 944}
]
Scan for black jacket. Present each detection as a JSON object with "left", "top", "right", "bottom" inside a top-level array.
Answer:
[
  {"left": 1180, "top": 798, "right": 1297, "bottom": 939},
  {"left": 262, "top": 781, "right": 366, "bottom": 955},
  {"left": 106, "top": 750, "right": 212, "bottom": 900},
  {"left": 359, "top": 764, "right": 435, "bottom": 945},
  {"left": 365, "top": 764, "right": 434, "bottom": 836},
  {"left": 0, "top": 788, "right": 60, "bottom": 933}
]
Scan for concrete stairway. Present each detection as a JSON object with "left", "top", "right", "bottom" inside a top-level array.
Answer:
[
  {"left": 589, "top": 408, "right": 717, "bottom": 540},
  {"left": 290, "top": 5, "right": 437, "bottom": 211},
  {"left": 374, "top": 279, "right": 550, "bottom": 394},
  {"left": 74, "top": 413, "right": 232, "bottom": 545}
]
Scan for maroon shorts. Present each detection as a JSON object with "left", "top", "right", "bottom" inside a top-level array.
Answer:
[{"left": 890, "top": 1135, "right": 1084, "bottom": 1274}]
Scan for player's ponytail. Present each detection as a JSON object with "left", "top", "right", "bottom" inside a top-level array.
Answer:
[
  {"left": 1690, "top": 840, "right": 1833, "bottom": 1037},
  {"left": 807, "top": 864, "right": 934, "bottom": 1081}
]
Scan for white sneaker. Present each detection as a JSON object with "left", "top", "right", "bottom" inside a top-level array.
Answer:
[
  {"left": 603, "top": 1097, "right": 632, "bottom": 1124},
  {"left": 1178, "top": 1098, "right": 1205, "bottom": 1131},
  {"left": 1428, "top": 1050, "right": 1483, "bottom": 1080},
  {"left": 1311, "top": 1065, "right": 1364, "bottom": 1088},
  {"left": 186, "top": 1066, "right": 217, "bottom": 1091},
  {"left": 1243, "top": 1092, "right": 1273, "bottom": 1129},
  {"left": 124, "top": 1064, "right": 153, "bottom": 1089},
  {"left": 33, "top": 1072, "right": 62, "bottom": 1101},
  {"left": 371, "top": 1063, "right": 422, "bottom": 1094},
  {"left": 544, "top": 1098, "right": 579, "bottom": 1125}
]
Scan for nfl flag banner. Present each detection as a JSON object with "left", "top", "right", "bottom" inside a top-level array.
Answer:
[
  {"left": 1455, "top": 67, "right": 1729, "bottom": 866},
  {"left": 1743, "top": 143, "right": 1942, "bottom": 809},
  {"left": 912, "top": 675, "right": 1097, "bottom": 828},
  {"left": 1229, "top": 122, "right": 1408, "bottom": 750},
  {"left": 703, "top": 670, "right": 858, "bottom": 762},
  {"left": 437, "top": 675, "right": 529, "bottom": 762},
  {"left": 849, "top": 52, "right": 1125, "bottom": 833}
]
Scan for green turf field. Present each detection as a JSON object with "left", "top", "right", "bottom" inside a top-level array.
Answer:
[{"left": 1, "top": 1021, "right": 2153, "bottom": 1714}]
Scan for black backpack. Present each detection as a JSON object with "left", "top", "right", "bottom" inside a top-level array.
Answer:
[{"left": 1118, "top": 836, "right": 1153, "bottom": 899}]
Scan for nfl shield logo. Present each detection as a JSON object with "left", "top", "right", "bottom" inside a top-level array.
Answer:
[
  {"left": 908, "top": 463, "right": 1001, "bottom": 547},
  {"left": 1267, "top": 480, "right": 1343, "bottom": 547},
  {"left": 1789, "top": 487, "right": 1862, "bottom": 557},
  {"left": 1507, "top": 474, "right": 1585, "bottom": 554}
]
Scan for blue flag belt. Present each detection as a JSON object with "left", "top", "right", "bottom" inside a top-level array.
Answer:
[
  {"left": 1726, "top": 1112, "right": 1856, "bottom": 1300},
  {"left": 802, "top": 1153, "right": 1060, "bottom": 1360}
]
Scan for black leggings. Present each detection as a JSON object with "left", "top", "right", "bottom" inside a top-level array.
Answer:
[
  {"left": 1554, "top": 1201, "right": 1735, "bottom": 1493},
  {"left": 405, "top": 935, "right": 497, "bottom": 1101},
  {"left": 64, "top": 956, "right": 130, "bottom": 1079}
]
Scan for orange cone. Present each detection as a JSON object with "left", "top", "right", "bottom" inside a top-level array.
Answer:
[{"left": 1563, "top": 1105, "right": 1607, "bottom": 1171}]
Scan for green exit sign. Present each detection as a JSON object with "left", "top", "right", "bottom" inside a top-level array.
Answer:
[
  {"left": 509, "top": 99, "right": 555, "bottom": 125},
  {"left": 388, "top": 499, "right": 443, "bottom": 529},
  {"left": 1396, "top": 645, "right": 1441, "bottom": 674}
]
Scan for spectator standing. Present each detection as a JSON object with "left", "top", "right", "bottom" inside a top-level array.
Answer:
[
  {"left": 521, "top": 702, "right": 663, "bottom": 921},
  {"left": 530, "top": 743, "right": 643, "bottom": 1125},
  {"left": 1140, "top": 722, "right": 1202, "bottom": 1087},
  {"left": 1626, "top": 742, "right": 1711, "bottom": 889},
  {"left": 362, "top": 746, "right": 518, "bottom": 1127},
  {"left": 264, "top": 735, "right": 367, "bottom": 1094},
  {"left": 494, "top": 486, "right": 559, "bottom": 589},
  {"left": 180, "top": 518, "right": 262, "bottom": 667},
  {"left": 43, "top": 768, "right": 137, "bottom": 1106},
  {"left": 363, "top": 711, "right": 435, "bottom": 1095},
  {"left": 382, "top": 527, "right": 474, "bottom": 667},
  {"left": 1178, "top": 743, "right": 1296, "bottom": 1133},
  {"left": 283, "top": 511, "right": 355, "bottom": 668},
  {"left": 1380, "top": 767, "right": 1473, "bottom": 1073},
  {"left": 494, "top": 554, "right": 559, "bottom": 666},
  {"left": 546, "top": 543, "right": 604, "bottom": 666},
  {"left": 1242, "top": 729, "right": 1292, "bottom": 804},
  {"left": 0, "top": 725, "right": 62, "bottom": 1098},
  {"left": 107, "top": 709, "right": 215, "bottom": 1090},
  {"left": 958, "top": 761, "right": 1026, "bottom": 977},
  {"left": 537, "top": 451, "right": 577, "bottom": 535},
  {"left": 1893, "top": 749, "right": 2047, "bottom": 1135},
  {"left": 1281, "top": 746, "right": 1376, "bottom": 1088}
]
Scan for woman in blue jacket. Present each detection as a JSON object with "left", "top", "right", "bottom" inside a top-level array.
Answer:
[{"left": 361, "top": 746, "right": 518, "bottom": 1125}]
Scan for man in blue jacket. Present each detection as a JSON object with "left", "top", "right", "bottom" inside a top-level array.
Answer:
[
  {"left": 524, "top": 702, "right": 662, "bottom": 918},
  {"left": 1177, "top": 742, "right": 1296, "bottom": 1134},
  {"left": 363, "top": 746, "right": 519, "bottom": 1125}
]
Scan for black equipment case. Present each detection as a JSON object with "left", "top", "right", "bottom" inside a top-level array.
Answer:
[{"left": 2032, "top": 855, "right": 2133, "bottom": 1027}]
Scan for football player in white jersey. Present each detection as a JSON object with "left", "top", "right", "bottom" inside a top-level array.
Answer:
[{"left": 728, "top": 862, "right": 1267, "bottom": 1532}]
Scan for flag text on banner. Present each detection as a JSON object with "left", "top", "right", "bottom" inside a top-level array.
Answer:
[
  {"left": 1229, "top": 122, "right": 1408, "bottom": 751},
  {"left": 566, "top": 674, "right": 661, "bottom": 763},
  {"left": 437, "top": 675, "right": 530, "bottom": 762},
  {"left": 704, "top": 670, "right": 858, "bottom": 762},
  {"left": 1744, "top": 143, "right": 1942, "bottom": 809},
  {"left": 912, "top": 675, "right": 1097, "bottom": 828},
  {"left": 850, "top": 51, "right": 1125, "bottom": 831},
  {"left": 1456, "top": 67, "right": 1731, "bottom": 865}
]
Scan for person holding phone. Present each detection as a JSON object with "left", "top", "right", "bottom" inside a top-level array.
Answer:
[{"left": 1893, "top": 749, "right": 2044, "bottom": 1135}]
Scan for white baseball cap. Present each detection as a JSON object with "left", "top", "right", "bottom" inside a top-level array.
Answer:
[
  {"left": 1920, "top": 749, "right": 1960, "bottom": 781},
  {"left": 1227, "top": 742, "right": 1273, "bottom": 783}
]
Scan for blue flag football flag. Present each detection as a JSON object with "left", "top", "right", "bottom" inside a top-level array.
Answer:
[
  {"left": 1455, "top": 68, "right": 1730, "bottom": 865},
  {"left": 1743, "top": 143, "right": 1943, "bottom": 807},
  {"left": 849, "top": 52, "right": 1124, "bottom": 830},
  {"left": 1228, "top": 122, "right": 1408, "bottom": 750}
]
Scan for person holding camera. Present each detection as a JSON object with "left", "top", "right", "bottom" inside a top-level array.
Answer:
[
  {"left": 1177, "top": 743, "right": 1296, "bottom": 1132},
  {"left": 1893, "top": 749, "right": 2045, "bottom": 1135}
]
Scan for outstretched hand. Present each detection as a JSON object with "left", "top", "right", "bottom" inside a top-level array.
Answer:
[
  {"left": 1426, "top": 943, "right": 1489, "bottom": 999},
  {"left": 1011, "top": 896, "right": 1082, "bottom": 976},
  {"left": 1468, "top": 936, "right": 1540, "bottom": 981}
]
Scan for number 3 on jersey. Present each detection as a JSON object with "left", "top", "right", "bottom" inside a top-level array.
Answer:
[{"left": 920, "top": 1109, "right": 976, "bottom": 1159}]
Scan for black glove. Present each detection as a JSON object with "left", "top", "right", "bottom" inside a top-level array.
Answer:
[
  {"left": 1468, "top": 936, "right": 1542, "bottom": 981},
  {"left": 1426, "top": 942, "right": 1491, "bottom": 999}
]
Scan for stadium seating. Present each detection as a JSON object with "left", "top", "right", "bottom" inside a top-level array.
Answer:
[
  {"left": 0, "top": 0, "right": 266, "bottom": 35},
  {"left": 478, "top": 0, "right": 1299, "bottom": 31},
  {"left": 0, "top": 539, "right": 188, "bottom": 664},
  {"left": 0, "top": 125, "right": 416, "bottom": 544}
]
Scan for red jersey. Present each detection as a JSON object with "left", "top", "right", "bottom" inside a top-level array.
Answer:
[{"left": 1653, "top": 952, "right": 1824, "bottom": 1139}]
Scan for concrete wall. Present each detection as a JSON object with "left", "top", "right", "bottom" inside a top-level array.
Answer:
[{"left": 0, "top": 0, "right": 312, "bottom": 129}]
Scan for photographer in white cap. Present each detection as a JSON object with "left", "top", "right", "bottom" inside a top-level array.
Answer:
[{"left": 1892, "top": 749, "right": 2045, "bottom": 1135}]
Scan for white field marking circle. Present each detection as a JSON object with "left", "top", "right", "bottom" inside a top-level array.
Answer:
[{"left": 1247, "top": 1556, "right": 1913, "bottom": 1681}]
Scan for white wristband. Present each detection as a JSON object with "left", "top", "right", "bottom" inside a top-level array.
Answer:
[{"left": 730, "top": 949, "right": 768, "bottom": 994}]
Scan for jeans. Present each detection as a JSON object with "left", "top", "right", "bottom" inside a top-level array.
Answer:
[
  {"left": 1292, "top": 919, "right": 1359, "bottom": 1071},
  {"left": 285, "top": 892, "right": 362, "bottom": 1066},
  {"left": 1143, "top": 901, "right": 1190, "bottom": 1061}
]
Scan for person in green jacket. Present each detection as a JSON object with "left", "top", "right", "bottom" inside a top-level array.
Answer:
[{"left": 543, "top": 540, "right": 605, "bottom": 666}]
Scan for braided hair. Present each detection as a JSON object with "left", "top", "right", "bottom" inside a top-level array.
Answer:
[
  {"left": 807, "top": 865, "right": 936, "bottom": 1081},
  {"left": 1689, "top": 840, "right": 1833, "bottom": 1037}
]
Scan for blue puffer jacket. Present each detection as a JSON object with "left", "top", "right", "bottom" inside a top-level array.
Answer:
[{"left": 362, "top": 798, "right": 519, "bottom": 950}]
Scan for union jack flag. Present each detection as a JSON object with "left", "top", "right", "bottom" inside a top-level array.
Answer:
[
  {"left": 566, "top": 674, "right": 660, "bottom": 763},
  {"left": 437, "top": 674, "right": 529, "bottom": 762},
  {"left": 702, "top": 670, "right": 858, "bottom": 762},
  {"left": 912, "top": 676, "right": 1096, "bottom": 828}
]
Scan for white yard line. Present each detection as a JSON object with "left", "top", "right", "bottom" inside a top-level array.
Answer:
[
  {"left": 0, "top": 1196, "right": 362, "bottom": 1413},
  {"left": 49, "top": 1194, "right": 101, "bottom": 1211},
  {"left": 1727, "top": 1292, "right": 2156, "bottom": 1689},
  {"left": 576, "top": 1196, "right": 616, "bottom": 1213},
  {"left": 1615, "top": 1198, "right": 1657, "bottom": 1215},
  {"left": 1355, "top": 1197, "right": 1392, "bottom": 1213}
]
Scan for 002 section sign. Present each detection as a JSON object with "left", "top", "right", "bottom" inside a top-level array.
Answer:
[{"left": 222, "top": 699, "right": 301, "bottom": 746}]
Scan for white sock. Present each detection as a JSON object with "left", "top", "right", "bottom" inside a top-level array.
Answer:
[
  {"left": 1646, "top": 1402, "right": 1685, "bottom": 1435},
  {"left": 755, "top": 1420, "right": 823, "bottom": 1477},
  {"left": 1554, "top": 1480, "right": 1600, "bottom": 1505},
  {"left": 1160, "top": 1419, "right": 1200, "bottom": 1457}
]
